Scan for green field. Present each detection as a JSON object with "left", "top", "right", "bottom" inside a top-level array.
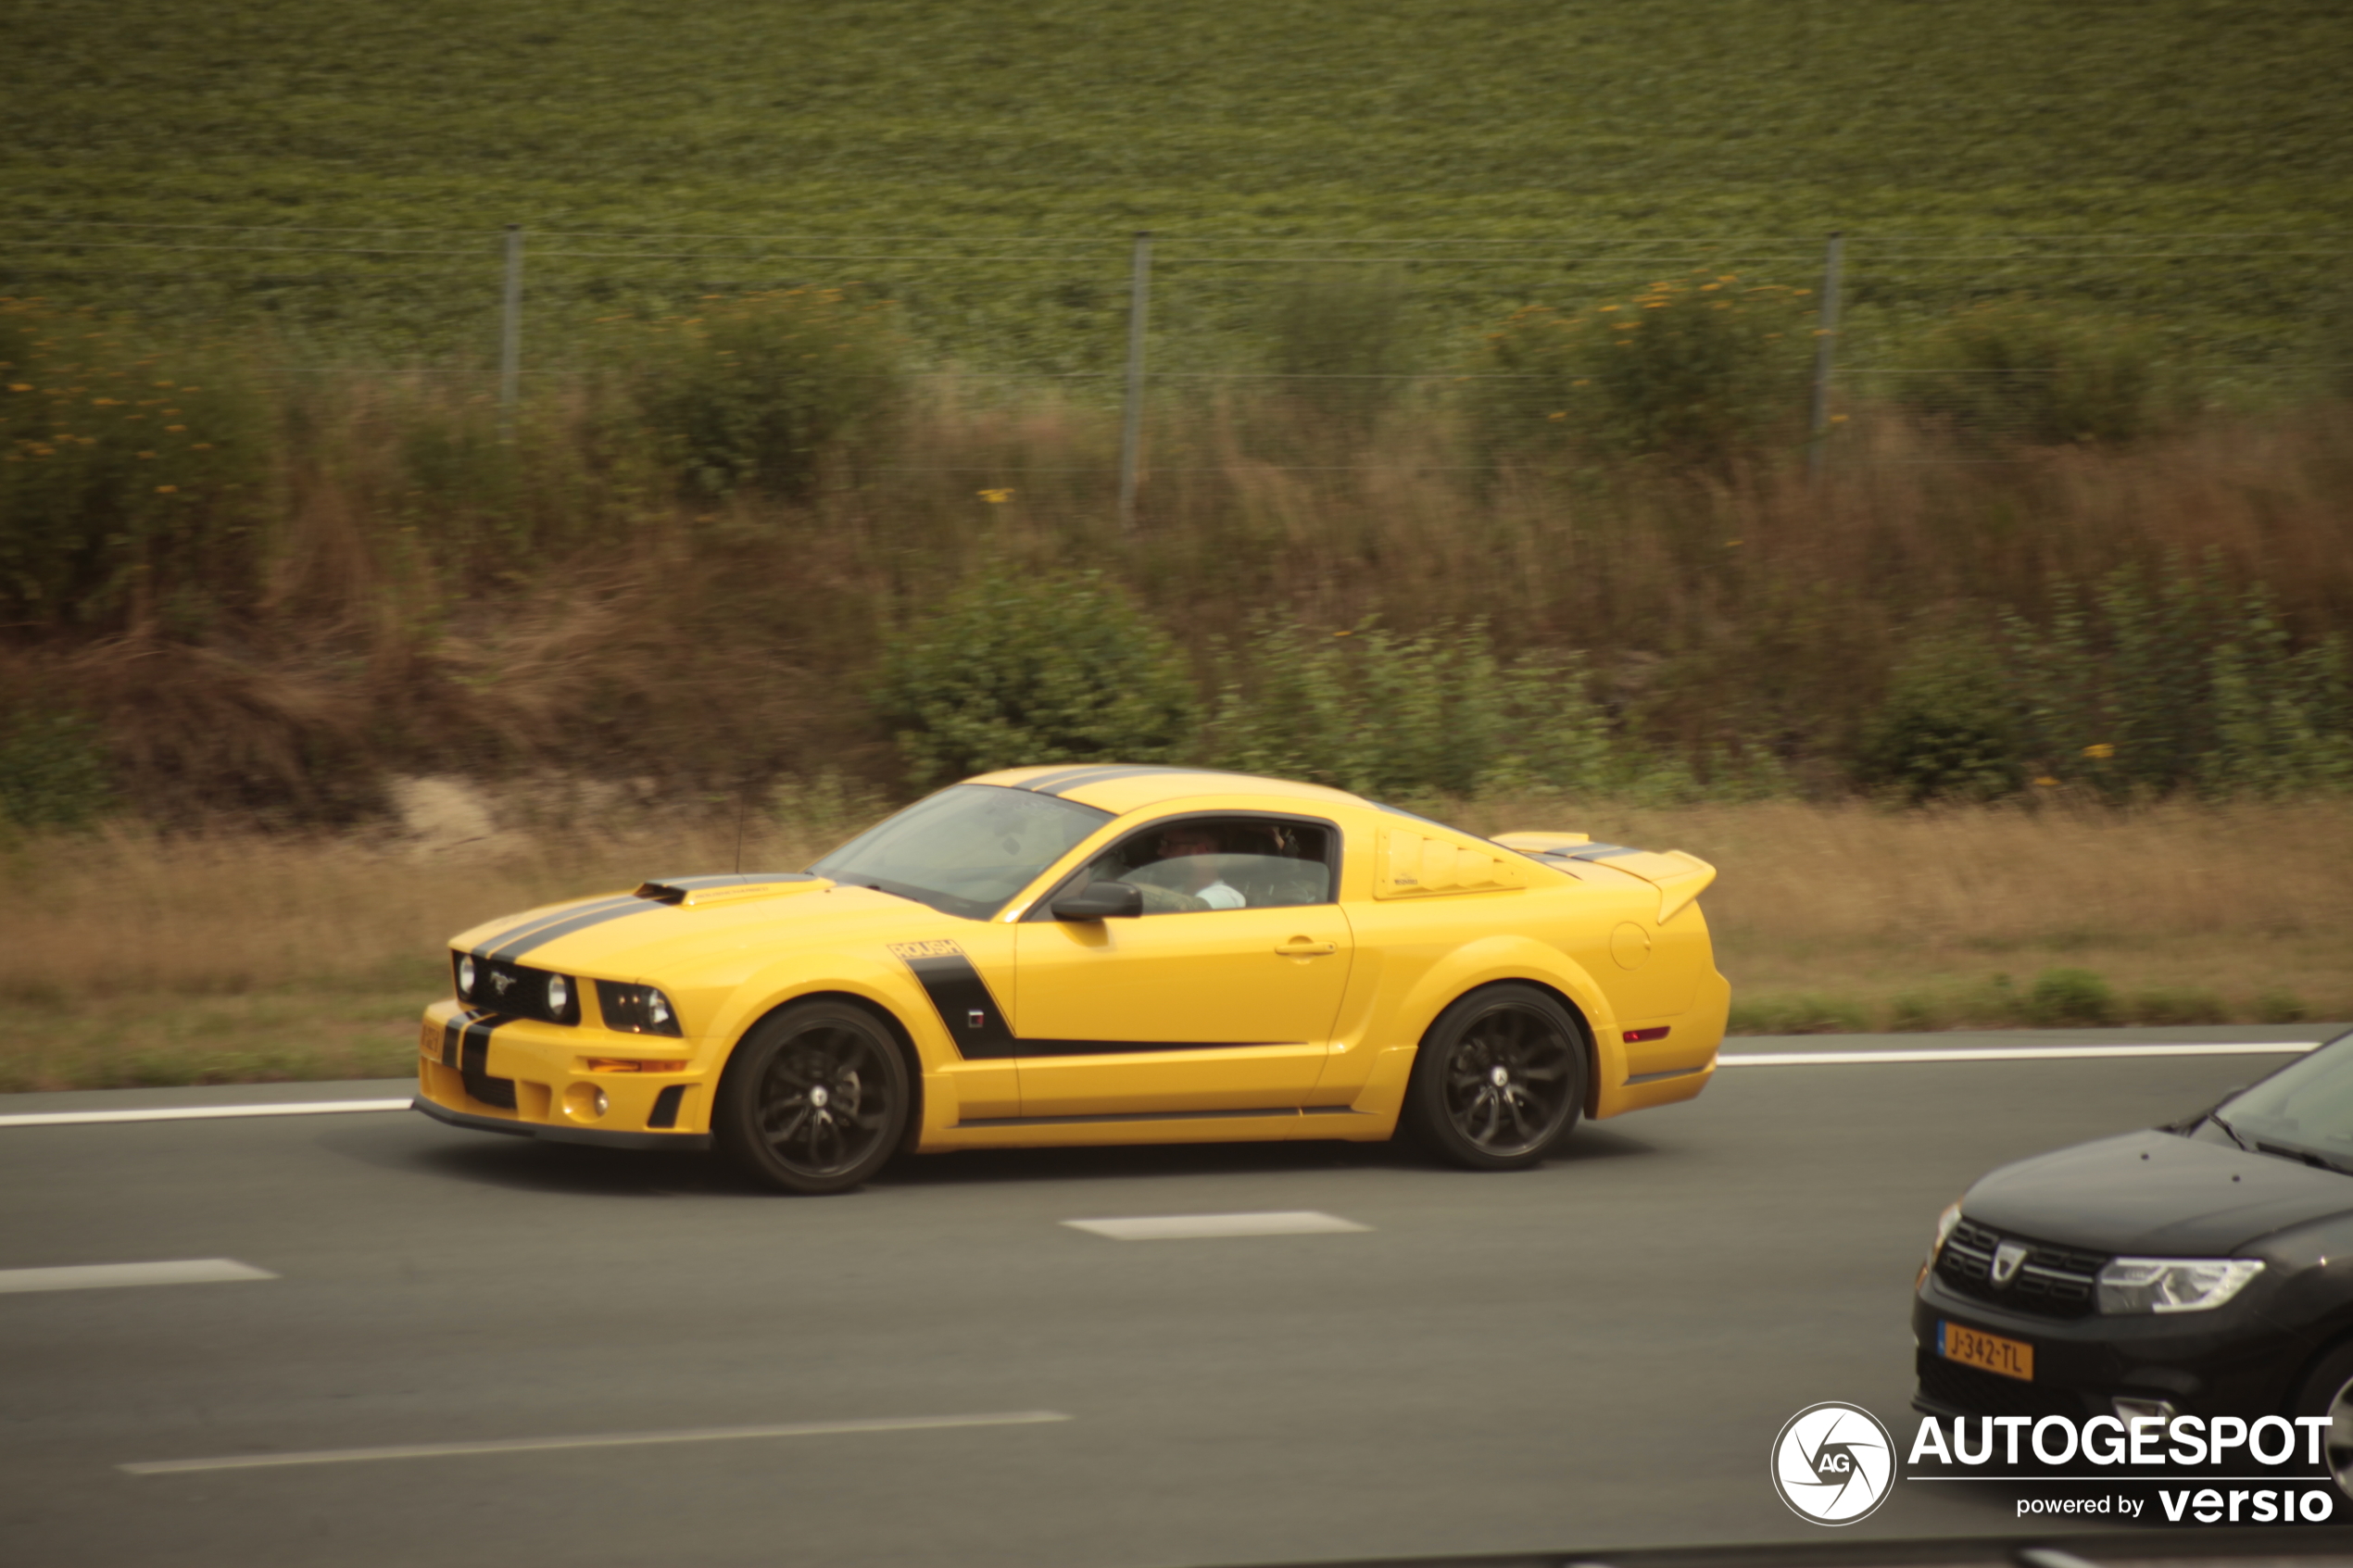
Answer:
[{"left": 6, "top": 1, "right": 2351, "bottom": 370}]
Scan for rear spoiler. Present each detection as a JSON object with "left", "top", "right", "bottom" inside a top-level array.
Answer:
[{"left": 1491, "top": 833, "right": 1718, "bottom": 923}]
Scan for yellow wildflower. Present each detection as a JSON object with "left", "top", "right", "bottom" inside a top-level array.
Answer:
[
  {"left": 977, "top": 488, "right": 1013, "bottom": 504},
  {"left": 2083, "top": 743, "right": 2116, "bottom": 759}
]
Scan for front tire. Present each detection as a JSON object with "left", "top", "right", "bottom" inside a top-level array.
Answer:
[
  {"left": 1401, "top": 984, "right": 1588, "bottom": 1171},
  {"left": 715, "top": 1000, "right": 911, "bottom": 1194},
  {"left": 2293, "top": 1338, "right": 2353, "bottom": 1500}
]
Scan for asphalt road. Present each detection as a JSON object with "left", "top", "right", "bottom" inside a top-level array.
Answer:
[{"left": 0, "top": 1025, "right": 2338, "bottom": 1568}]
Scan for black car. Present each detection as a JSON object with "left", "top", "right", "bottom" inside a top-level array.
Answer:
[{"left": 1912, "top": 1026, "right": 2353, "bottom": 1496}]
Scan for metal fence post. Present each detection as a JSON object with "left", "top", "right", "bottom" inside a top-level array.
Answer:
[
  {"left": 1117, "top": 230, "right": 1152, "bottom": 532},
  {"left": 1806, "top": 231, "right": 1845, "bottom": 482},
  {"left": 498, "top": 224, "right": 523, "bottom": 438}
]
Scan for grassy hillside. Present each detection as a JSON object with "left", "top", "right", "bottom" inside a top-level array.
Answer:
[{"left": 6, "top": 1, "right": 2350, "bottom": 367}]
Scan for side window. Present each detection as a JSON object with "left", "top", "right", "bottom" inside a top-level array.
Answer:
[{"left": 1086, "top": 817, "right": 1335, "bottom": 914}]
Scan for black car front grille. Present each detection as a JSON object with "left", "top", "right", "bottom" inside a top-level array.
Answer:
[
  {"left": 1915, "top": 1349, "right": 2088, "bottom": 1421},
  {"left": 1934, "top": 1218, "right": 2108, "bottom": 1319},
  {"left": 455, "top": 953, "right": 580, "bottom": 1026}
]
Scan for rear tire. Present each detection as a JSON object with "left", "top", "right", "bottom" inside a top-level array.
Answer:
[
  {"left": 1401, "top": 984, "right": 1587, "bottom": 1171},
  {"left": 714, "top": 1000, "right": 910, "bottom": 1194}
]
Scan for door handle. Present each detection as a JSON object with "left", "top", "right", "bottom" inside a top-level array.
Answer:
[{"left": 1274, "top": 938, "right": 1338, "bottom": 957}]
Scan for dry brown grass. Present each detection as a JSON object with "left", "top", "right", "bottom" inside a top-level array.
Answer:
[{"left": 3, "top": 794, "right": 2345, "bottom": 1091}]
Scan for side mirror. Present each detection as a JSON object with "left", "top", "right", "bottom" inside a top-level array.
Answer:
[{"left": 1051, "top": 881, "right": 1143, "bottom": 921}]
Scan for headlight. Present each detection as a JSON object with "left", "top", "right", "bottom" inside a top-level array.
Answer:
[
  {"left": 2096, "top": 1257, "right": 2264, "bottom": 1314},
  {"left": 456, "top": 954, "right": 475, "bottom": 998},
  {"left": 646, "top": 989, "right": 673, "bottom": 1029},
  {"left": 547, "top": 974, "right": 571, "bottom": 1014},
  {"left": 1931, "top": 1201, "right": 1963, "bottom": 1259}
]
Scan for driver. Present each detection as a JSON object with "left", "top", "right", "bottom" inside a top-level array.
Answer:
[{"left": 1151, "top": 823, "right": 1246, "bottom": 909}]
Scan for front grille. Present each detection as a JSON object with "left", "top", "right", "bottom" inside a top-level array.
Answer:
[
  {"left": 455, "top": 953, "right": 580, "bottom": 1026},
  {"left": 1934, "top": 1218, "right": 2107, "bottom": 1319},
  {"left": 1916, "top": 1349, "right": 2087, "bottom": 1421}
]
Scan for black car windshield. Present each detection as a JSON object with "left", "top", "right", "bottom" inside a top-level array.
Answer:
[
  {"left": 2209, "top": 1028, "right": 2353, "bottom": 1173},
  {"left": 808, "top": 784, "right": 1113, "bottom": 921}
]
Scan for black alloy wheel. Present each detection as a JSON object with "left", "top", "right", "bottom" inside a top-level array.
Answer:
[
  {"left": 1403, "top": 983, "right": 1587, "bottom": 1171},
  {"left": 715, "top": 1000, "right": 911, "bottom": 1194}
]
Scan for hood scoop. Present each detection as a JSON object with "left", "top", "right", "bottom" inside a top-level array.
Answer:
[{"left": 633, "top": 873, "right": 830, "bottom": 909}]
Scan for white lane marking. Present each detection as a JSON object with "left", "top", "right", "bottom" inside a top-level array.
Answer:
[
  {"left": 0, "top": 1098, "right": 410, "bottom": 1129},
  {"left": 0, "top": 1259, "right": 277, "bottom": 1295},
  {"left": 1718, "top": 1041, "right": 2320, "bottom": 1068},
  {"left": 121, "top": 1411, "right": 1071, "bottom": 1474},
  {"left": 1063, "top": 1210, "right": 1370, "bottom": 1240}
]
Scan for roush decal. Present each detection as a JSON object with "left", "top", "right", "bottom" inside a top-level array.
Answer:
[
  {"left": 889, "top": 940, "right": 1019, "bottom": 1060},
  {"left": 887, "top": 940, "right": 1298, "bottom": 1063}
]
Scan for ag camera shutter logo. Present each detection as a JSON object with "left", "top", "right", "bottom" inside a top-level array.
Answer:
[{"left": 1770, "top": 1402, "right": 1896, "bottom": 1524}]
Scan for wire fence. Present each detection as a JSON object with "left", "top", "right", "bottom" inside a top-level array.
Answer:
[{"left": 5, "top": 220, "right": 2346, "bottom": 503}]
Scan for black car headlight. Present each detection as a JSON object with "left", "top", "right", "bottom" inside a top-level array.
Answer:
[
  {"left": 597, "top": 981, "right": 685, "bottom": 1037},
  {"left": 2095, "top": 1257, "right": 2264, "bottom": 1314}
]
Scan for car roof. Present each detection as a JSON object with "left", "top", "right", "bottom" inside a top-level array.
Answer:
[{"left": 968, "top": 764, "right": 1367, "bottom": 817}]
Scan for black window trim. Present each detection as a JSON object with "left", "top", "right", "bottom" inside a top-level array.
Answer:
[{"left": 1019, "top": 809, "right": 1348, "bottom": 922}]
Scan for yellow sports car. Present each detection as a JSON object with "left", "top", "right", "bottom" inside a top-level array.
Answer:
[{"left": 414, "top": 765, "right": 1729, "bottom": 1193}]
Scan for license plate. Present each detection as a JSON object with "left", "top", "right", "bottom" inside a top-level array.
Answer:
[{"left": 1940, "top": 1320, "right": 2033, "bottom": 1382}]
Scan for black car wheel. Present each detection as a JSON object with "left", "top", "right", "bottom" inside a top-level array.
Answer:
[
  {"left": 2294, "top": 1339, "right": 2353, "bottom": 1500},
  {"left": 1402, "top": 984, "right": 1587, "bottom": 1171},
  {"left": 715, "top": 1000, "right": 910, "bottom": 1194}
]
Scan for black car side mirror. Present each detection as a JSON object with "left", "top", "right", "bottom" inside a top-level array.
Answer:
[{"left": 1051, "top": 881, "right": 1143, "bottom": 921}]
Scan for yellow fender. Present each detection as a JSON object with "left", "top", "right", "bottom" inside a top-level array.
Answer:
[{"left": 1356, "top": 934, "right": 1628, "bottom": 1123}]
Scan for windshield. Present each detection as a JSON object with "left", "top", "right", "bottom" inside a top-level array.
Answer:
[
  {"left": 807, "top": 784, "right": 1113, "bottom": 921},
  {"left": 2208, "top": 1027, "right": 2353, "bottom": 1173}
]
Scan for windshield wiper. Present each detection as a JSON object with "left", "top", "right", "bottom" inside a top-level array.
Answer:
[
  {"left": 2206, "top": 1110, "right": 2255, "bottom": 1152},
  {"left": 2253, "top": 1139, "right": 2353, "bottom": 1178}
]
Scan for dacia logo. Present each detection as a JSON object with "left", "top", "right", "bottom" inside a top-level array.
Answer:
[{"left": 1991, "top": 1240, "right": 2029, "bottom": 1286}]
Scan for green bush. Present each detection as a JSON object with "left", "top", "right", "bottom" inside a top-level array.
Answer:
[
  {"left": 1885, "top": 992, "right": 1945, "bottom": 1032},
  {"left": 1207, "top": 619, "right": 1624, "bottom": 800},
  {"left": 1261, "top": 265, "right": 1416, "bottom": 429},
  {"left": 875, "top": 571, "right": 1200, "bottom": 790},
  {"left": 624, "top": 287, "right": 904, "bottom": 501},
  {"left": 2001, "top": 567, "right": 2353, "bottom": 798},
  {"left": 2255, "top": 988, "right": 2308, "bottom": 1025},
  {"left": 0, "top": 706, "right": 114, "bottom": 829},
  {"left": 1899, "top": 300, "right": 2162, "bottom": 446},
  {"left": 0, "top": 299, "right": 270, "bottom": 629},
  {"left": 1853, "top": 632, "right": 2025, "bottom": 801},
  {"left": 1473, "top": 272, "right": 1810, "bottom": 467},
  {"left": 2026, "top": 967, "right": 2118, "bottom": 1026}
]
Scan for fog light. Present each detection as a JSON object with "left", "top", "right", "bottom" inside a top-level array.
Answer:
[
  {"left": 562, "top": 1082, "right": 609, "bottom": 1121},
  {"left": 2112, "top": 1396, "right": 2178, "bottom": 1424}
]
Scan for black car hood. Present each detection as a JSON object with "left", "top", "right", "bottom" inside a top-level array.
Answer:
[{"left": 1965, "top": 1128, "right": 2353, "bottom": 1256}]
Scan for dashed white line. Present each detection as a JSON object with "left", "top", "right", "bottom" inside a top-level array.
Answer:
[
  {"left": 0, "top": 1098, "right": 409, "bottom": 1129},
  {"left": 0, "top": 1259, "right": 277, "bottom": 1295},
  {"left": 1063, "top": 1210, "right": 1371, "bottom": 1240},
  {"left": 121, "top": 1411, "right": 1072, "bottom": 1474},
  {"left": 1718, "top": 1042, "right": 2320, "bottom": 1068}
]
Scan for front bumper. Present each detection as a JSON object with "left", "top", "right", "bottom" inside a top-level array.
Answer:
[
  {"left": 415, "top": 997, "right": 714, "bottom": 1151},
  {"left": 1910, "top": 1273, "right": 2308, "bottom": 1423}
]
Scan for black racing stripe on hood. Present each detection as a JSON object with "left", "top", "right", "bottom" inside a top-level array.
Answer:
[
  {"left": 475, "top": 894, "right": 644, "bottom": 959},
  {"left": 485, "top": 897, "right": 662, "bottom": 961}
]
